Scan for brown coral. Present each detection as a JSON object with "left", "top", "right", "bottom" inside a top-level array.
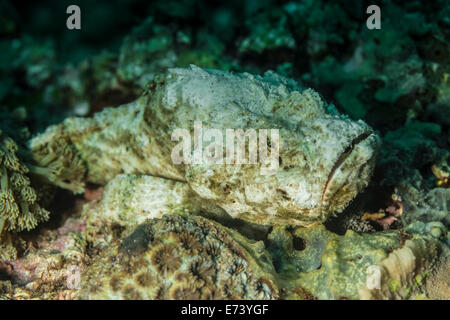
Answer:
[
  {"left": 76, "top": 214, "right": 279, "bottom": 300},
  {"left": 151, "top": 243, "right": 181, "bottom": 275}
]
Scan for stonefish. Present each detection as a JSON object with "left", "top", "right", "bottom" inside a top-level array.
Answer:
[{"left": 29, "top": 65, "right": 380, "bottom": 226}]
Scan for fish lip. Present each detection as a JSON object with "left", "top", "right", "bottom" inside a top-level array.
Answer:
[{"left": 321, "top": 131, "right": 375, "bottom": 203}]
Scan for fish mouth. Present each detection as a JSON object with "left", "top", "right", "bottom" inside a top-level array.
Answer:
[{"left": 321, "top": 131, "right": 378, "bottom": 209}]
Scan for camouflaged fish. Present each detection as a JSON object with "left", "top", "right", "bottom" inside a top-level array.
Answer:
[{"left": 29, "top": 65, "right": 380, "bottom": 226}]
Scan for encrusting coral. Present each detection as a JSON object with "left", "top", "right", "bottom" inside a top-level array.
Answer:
[
  {"left": 267, "top": 224, "right": 449, "bottom": 300},
  {"left": 398, "top": 185, "right": 450, "bottom": 246},
  {"left": 76, "top": 213, "right": 279, "bottom": 300},
  {"left": 0, "top": 130, "right": 50, "bottom": 261},
  {"left": 267, "top": 224, "right": 402, "bottom": 299},
  {"left": 425, "top": 257, "right": 450, "bottom": 300},
  {"left": 359, "top": 236, "right": 449, "bottom": 300}
]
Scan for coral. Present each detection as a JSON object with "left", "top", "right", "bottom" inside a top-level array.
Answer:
[
  {"left": 399, "top": 185, "right": 450, "bottom": 227},
  {"left": 43, "top": 50, "right": 138, "bottom": 119},
  {"left": 76, "top": 214, "right": 279, "bottom": 300},
  {"left": 117, "top": 17, "right": 234, "bottom": 94},
  {"left": 0, "top": 130, "right": 50, "bottom": 261},
  {"left": 432, "top": 163, "right": 450, "bottom": 188},
  {"left": 58, "top": 51, "right": 135, "bottom": 116},
  {"left": 425, "top": 257, "right": 450, "bottom": 300},
  {"left": 116, "top": 17, "right": 178, "bottom": 91},
  {"left": 29, "top": 66, "right": 380, "bottom": 226},
  {"left": 268, "top": 221, "right": 448, "bottom": 300},
  {"left": 0, "top": 106, "right": 30, "bottom": 145},
  {"left": 351, "top": 193, "right": 403, "bottom": 232},
  {"left": 238, "top": 9, "right": 295, "bottom": 55},
  {"left": 0, "top": 280, "right": 14, "bottom": 300},
  {"left": 307, "top": 1, "right": 437, "bottom": 127},
  {"left": 398, "top": 185, "right": 450, "bottom": 246},
  {"left": 0, "top": 213, "right": 88, "bottom": 300},
  {"left": 266, "top": 224, "right": 404, "bottom": 299},
  {"left": 291, "top": 1, "right": 450, "bottom": 196},
  {"left": 40, "top": 17, "right": 236, "bottom": 119},
  {"left": 377, "top": 121, "right": 448, "bottom": 189},
  {"left": 0, "top": 35, "right": 55, "bottom": 90},
  {"left": 0, "top": 34, "right": 68, "bottom": 134},
  {"left": 359, "top": 236, "right": 449, "bottom": 300},
  {"left": 345, "top": 215, "right": 376, "bottom": 233}
]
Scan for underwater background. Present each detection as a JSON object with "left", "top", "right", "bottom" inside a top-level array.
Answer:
[{"left": 0, "top": 0, "right": 449, "bottom": 300}]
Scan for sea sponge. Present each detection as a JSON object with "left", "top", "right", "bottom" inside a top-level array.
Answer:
[
  {"left": 76, "top": 214, "right": 279, "bottom": 300},
  {"left": 0, "top": 130, "right": 50, "bottom": 261}
]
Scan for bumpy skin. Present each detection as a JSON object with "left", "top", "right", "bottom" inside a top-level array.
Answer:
[
  {"left": 95, "top": 174, "right": 194, "bottom": 228},
  {"left": 88, "top": 174, "right": 229, "bottom": 231},
  {"left": 76, "top": 214, "right": 279, "bottom": 300},
  {"left": 29, "top": 65, "right": 380, "bottom": 226},
  {"left": 0, "top": 131, "right": 49, "bottom": 261}
]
